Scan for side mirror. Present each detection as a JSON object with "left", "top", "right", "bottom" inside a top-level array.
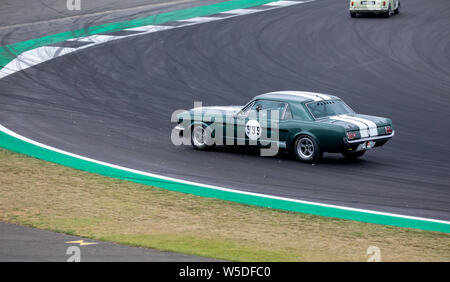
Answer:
[{"left": 256, "top": 105, "right": 262, "bottom": 112}]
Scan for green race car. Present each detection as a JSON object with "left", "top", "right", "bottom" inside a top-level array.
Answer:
[
  {"left": 173, "top": 91, "right": 395, "bottom": 162},
  {"left": 350, "top": 0, "right": 400, "bottom": 18}
]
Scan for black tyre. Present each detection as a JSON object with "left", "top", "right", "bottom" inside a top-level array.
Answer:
[
  {"left": 293, "top": 135, "right": 322, "bottom": 163},
  {"left": 342, "top": 150, "right": 366, "bottom": 159},
  {"left": 384, "top": 4, "right": 393, "bottom": 17},
  {"left": 394, "top": 1, "right": 400, "bottom": 14},
  {"left": 190, "top": 124, "right": 215, "bottom": 150},
  {"left": 350, "top": 12, "right": 356, "bottom": 18}
]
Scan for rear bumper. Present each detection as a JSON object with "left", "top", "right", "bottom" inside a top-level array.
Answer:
[
  {"left": 344, "top": 131, "right": 395, "bottom": 147},
  {"left": 350, "top": 9, "right": 388, "bottom": 13},
  {"left": 345, "top": 131, "right": 395, "bottom": 145},
  {"left": 341, "top": 131, "right": 394, "bottom": 152},
  {"left": 350, "top": 6, "right": 389, "bottom": 13}
]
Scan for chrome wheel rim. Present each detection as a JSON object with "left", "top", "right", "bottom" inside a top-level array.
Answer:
[
  {"left": 192, "top": 125, "right": 206, "bottom": 147},
  {"left": 297, "top": 137, "right": 314, "bottom": 159}
]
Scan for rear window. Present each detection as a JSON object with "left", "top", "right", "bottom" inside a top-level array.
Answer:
[{"left": 306, "top": 100, "right": 354, "bottom": 119}]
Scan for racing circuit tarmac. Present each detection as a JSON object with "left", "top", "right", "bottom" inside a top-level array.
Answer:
[{"left": 0, "top": 0, "right": 449, "bottom": 226}]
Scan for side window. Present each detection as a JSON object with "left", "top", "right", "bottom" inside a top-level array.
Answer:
[
  {"left": 289, "top": 102, "right": 311, "bottom": 120},
  {"left": 250, "top": 100, "right": 286, "bottom": 120},
  {"left": 283, "top": 105, "right": 293, "bottom": 120}
]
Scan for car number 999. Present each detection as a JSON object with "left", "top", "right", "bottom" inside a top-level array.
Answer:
[{"left": 246, "top": 125, "right": 260, "bottom": 135}]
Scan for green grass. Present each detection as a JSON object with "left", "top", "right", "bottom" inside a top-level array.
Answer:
[{"left": 0, "top": 148, "right": 449, "bottom": 261}]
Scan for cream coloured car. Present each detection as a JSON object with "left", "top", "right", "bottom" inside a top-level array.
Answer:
[{"left": 350, "top": 0, "right": 400, "bottom": 17}]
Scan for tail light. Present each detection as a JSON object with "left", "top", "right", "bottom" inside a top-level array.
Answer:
[
  {"left": 351, "top": 1, "right": 354, "bottom": 6},
  {"left": 347, "top": 131, "right": 357, "bottom": 140},
  {"left": 383, "top": 1, "right": 386, "bottom": 6},
  {"left": 385, "top": 126, "right": 392, "bottom": 134}
]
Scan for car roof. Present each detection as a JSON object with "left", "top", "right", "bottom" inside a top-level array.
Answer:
[{"left": 254, "top": 91, "right": 340, "bottom": 103}]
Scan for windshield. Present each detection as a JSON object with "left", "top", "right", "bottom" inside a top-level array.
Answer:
[
  {"left": 236, "top": 101, "right": 255, "bottom": 118},
  {"left": 306, "top": 100, "right": 354, "bottom": 119}
]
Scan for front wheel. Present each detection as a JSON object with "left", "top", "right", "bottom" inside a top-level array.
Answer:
[
  {"left": 342, "top": 150, "right": 366, "bottom": 159},
  {"left": 293, "top": 135, "right": 322, "bottom": 163}
]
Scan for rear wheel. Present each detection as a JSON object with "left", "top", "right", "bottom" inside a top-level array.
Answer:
[
  {"left": 394, "top": 1, "right": 400, "bottom": 14},
  {"left": 293, "top": 135, "right": 322, "bottom": 163},
  {"left": 342, "top": 150, "right": 366, "bottom": 159},
  {"left": 350, "top": 11, "right": 356, "bottom": 18},
  {"left": 384, "top": 4, "right": 393, "bottom": 17},
  {"left": 191, "top": 124, "right": 214, "bottom": 150}
]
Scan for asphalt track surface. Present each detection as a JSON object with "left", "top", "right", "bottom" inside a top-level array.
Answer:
[
  {"left": 0, "top": 222, "right": 215, "bottom": 261},
  {"left": 0, "top": 0, "right": 449, "bottom": 224},
  {"left": 0, "top": 0, "right": 223, "bottom": 262}
]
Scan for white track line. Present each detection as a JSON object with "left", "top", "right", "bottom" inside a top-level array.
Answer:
[
  {"left": 75, "top": 34, "right": 122, "bottom": 43},
  {"left": 0, "top": 26, "right": 174, "bottom": 79},
  {"left": 0, "top": 47, "right": 76, "bottom": 79},
  {"left": 0, "top": 124, "right": 449, "bottom": 226},
  {"left": 177, "top": 17, "right": 224, "bottom": 23},
  {"left": 220, "top": 9, "right": 262, "bottom": 15},
  {"left": 0, "top": 1, "right": 313, "bottom": 80},
  {"left": 265, "top": 1, "right": 305, "bottom": 7},
  {"left": 125, "top": 25, "right": 174, "bottom": 32}
]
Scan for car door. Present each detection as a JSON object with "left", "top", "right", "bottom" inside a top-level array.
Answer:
[
  {"left": 235, "top": 99, "right": 288, "bottom": 146},
  {"left": 230, "top": 100, "right": 254, "bottom": 145},
  {"left": 277, "top": 103, "right": 293, "bottom": 148}
]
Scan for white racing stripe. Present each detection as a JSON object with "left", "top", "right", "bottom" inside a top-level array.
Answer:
[
  {"left": 273, "top": 91, "right": 332, "bottom": 101},
  {"left": 310, "top": 92, "right": 332, "bottom": 100},
  {"left": 330, "top": 115, "right": 370, "bottom": 138},
  {"left": 342, "top": 115, "right": 378, "bottom": 136}
]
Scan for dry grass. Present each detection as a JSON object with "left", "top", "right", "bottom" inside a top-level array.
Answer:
[{"left": 0, "top": 148, "right": 449, "bottom": 261}]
